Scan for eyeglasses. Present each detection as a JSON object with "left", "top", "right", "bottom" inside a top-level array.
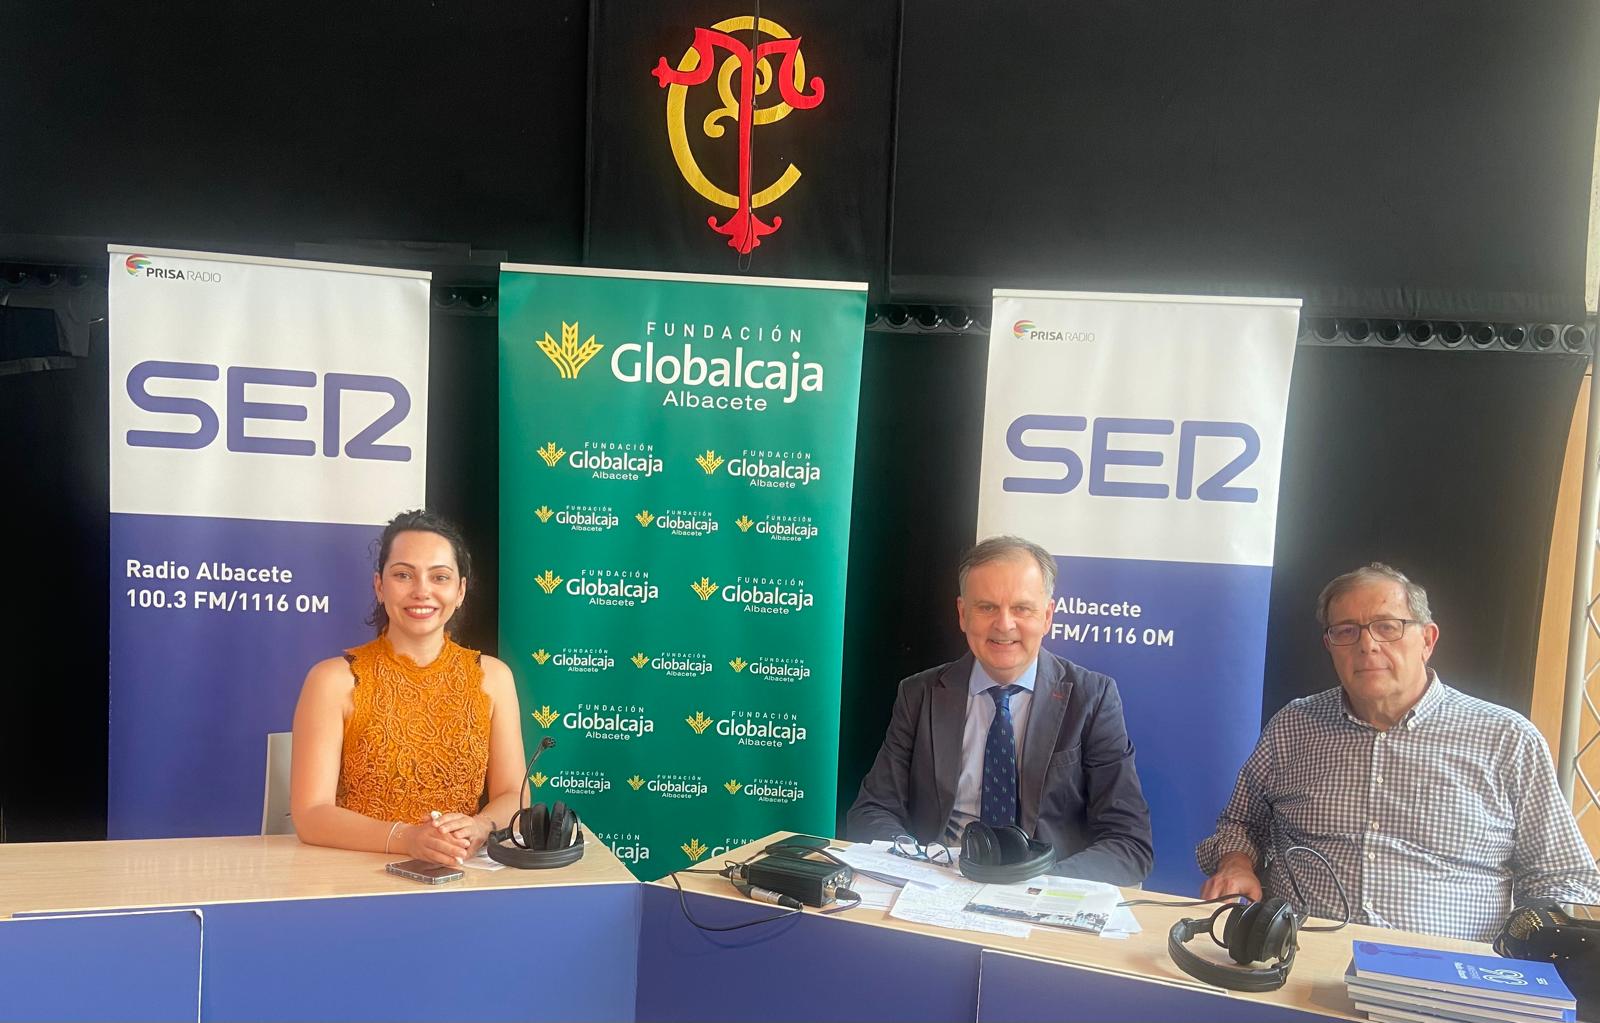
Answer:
[
  {"left": 1324, "top": 618, "right": 1421, "bottom": 646},
  {"left": 890, "top": 834, "right": 954, "bottom": 866}
]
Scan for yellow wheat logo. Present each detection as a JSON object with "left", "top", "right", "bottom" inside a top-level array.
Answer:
[
  {"left": 530, "top": 771, "right": 548, "bottom": 788},
  {"left": 537, "top": 442, "right": 566, "bottom": 467},
  {"left": 627, "top": 775, "right": 646, "bottom": 791},
  {"left": 532, "top": 705, "right": 559, "bottom": 728},
  {"left": 728, "top": 657, "right": 747, "bottom": 673},
  {"left": 691, "top": 577, "right": 719, "bottom": 600},
  {"left": 681, "top": 838, "right": 709, "bottom": 861},
  {"left": 724, "top": 780, "right": 743, "bottom": 795},
  {"left": 695, "top": 449, "right": 724, "bottom": 474},
  {"left": 537, "top": 321, "right": 604, "bottom": 379},
  {"left": 631, "top": 652, "right": 649, "bottom": 668},
  {"left": 535, "top": 570, "right": 563, "bottom": 594},
  {"left": 535, "top": 505, "right": 554, "bottom": 523},
  {"left": 734, "top": 514, "right": 754, "bottom": 532},
  {"left": 636, "top": 509, "right": 655, "bottom": 527},
  {"left": 685, "top": 711, "right": 713, "bottom": 734},
  {"left": 531, "top": 649, "right": 551, "bottom": 665}
]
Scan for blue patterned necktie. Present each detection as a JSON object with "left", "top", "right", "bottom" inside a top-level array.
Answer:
[{"left": 981, "top": 684, "right": 1023, "bottom": 828}]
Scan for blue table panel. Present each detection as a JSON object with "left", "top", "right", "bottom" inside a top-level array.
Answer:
[
  {"left": 199, "top": 884, "right": 640, "bottom": 1023},
  {"left": 636, "top": 885, "right": 980, "bottom": 1023},
  {"left": 0, "top": 910, "right": 201, "bottom": 1022},
  {"left": 977, "top": 948, "right": 1337, "bottom": 1023}
]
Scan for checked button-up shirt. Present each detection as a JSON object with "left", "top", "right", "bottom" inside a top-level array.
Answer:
[{"left": 1196, "top": 674, "right": 1599, "bottom": 942}]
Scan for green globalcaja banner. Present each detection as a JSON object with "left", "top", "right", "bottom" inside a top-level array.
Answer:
[{"left": 498, "top": 264, "right": 866, "bottom": 879}]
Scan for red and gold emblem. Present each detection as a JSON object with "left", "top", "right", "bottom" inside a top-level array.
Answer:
[{"left": 653, "top": 17, "right": 825, "bottom": 253}]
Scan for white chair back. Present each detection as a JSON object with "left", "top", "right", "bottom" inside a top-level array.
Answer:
[{"left": 261, "top": 731, "right": 294, "bottom": 835}]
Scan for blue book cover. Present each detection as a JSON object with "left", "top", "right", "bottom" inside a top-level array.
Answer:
[{"left": 1350, "top": 942, "right": 1576, "bottom": 1009}]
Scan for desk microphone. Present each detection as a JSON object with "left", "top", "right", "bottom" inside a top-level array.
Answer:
[{"left": 484, "top": 737, "right": 586, "bottom": 870}]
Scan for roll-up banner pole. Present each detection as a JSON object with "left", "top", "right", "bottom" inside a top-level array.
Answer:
[
  {"left": 107, "top": 246, "right": 430, "bottom": 838},
  {"left": 977, "top": 290, "right": 1300, "bottom": 893},
  {"left": 498, "top": 264, "right": 865, "bottom": 879}
]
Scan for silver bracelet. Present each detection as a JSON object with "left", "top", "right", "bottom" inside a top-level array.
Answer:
[{"left": 384, "top": 820, "right": 401, "bottom": 854}]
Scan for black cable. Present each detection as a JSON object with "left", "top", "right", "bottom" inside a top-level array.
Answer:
[
  {"left": 1119, "top": 892, "right": 1248, "bottom": 908},
  {"left": 668, "top": 866, "right": 800, "bottom": 932},
  {"left": 819, "top": 891, "right": 863, "bottom": 916},
  {"left": 1281, "top": 845, "right": 1350, "bottom": 932}
]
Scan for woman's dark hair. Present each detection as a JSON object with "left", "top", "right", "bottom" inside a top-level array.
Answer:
[{"left": 366, "top": 509, "right": 473, "bottom": 636}]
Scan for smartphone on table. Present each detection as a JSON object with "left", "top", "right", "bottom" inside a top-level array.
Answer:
[
  {"left": 764, "top": 834, "right": 834, "bottom": 857},
  {"left": 386, "top": 859, "right": 464, "bottom": 884}
]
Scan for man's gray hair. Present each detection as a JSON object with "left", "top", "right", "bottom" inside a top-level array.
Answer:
[
  {"left": 958, "top": 535, "right": 1058, "bottom": 598},
  {"left": 1315, "top": 562, "right": 1433, "bottom": 627}
]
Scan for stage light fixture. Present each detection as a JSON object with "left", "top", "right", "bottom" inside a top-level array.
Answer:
[
  {"left": 1343, "top": 319, "right": 1371, "bottom": 342},
  {"left": 914, "top": 306, "right": 942, "bottom": 330},
  {"left": 463, "top": 288, "right": 494, "bottom": 311},
  {"left": 1310, "top": 318, "right": 1337, "bottom": 341},
  {"left": 884, "top": 305, "right": 910, "bottom": 328},
  {"left": 1468, "top": 323, "right": 1496, "bottom": 347},
  {"left": 1407, "top": 321, "right": 1432, "bottom": 345},
  {"left": 1531, "top": 324, "right": 1558, "bottom": 351},
  {"left": 1563, "top": 325, "right": 1589, "bottom": 353},
  {"left": 434, "top": 287, "right": 461, "bottom": 308},
  {"left": 1438, "top": 322, "right": 1464, "bottom": 347},
  {"left": 1502, "top": 325, "right": 1526, "bottom": 349},
  {"left": 941, "top": 306, "right": 972, "bottom": 331},
  {"left": 1376, "top": 320, "right": 1402, "bottom": 344},
  {"left": 864, "top": 304, "right": 882, "bottom": 328}
]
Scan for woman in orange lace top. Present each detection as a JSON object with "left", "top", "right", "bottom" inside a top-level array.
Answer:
[{"left": 290, "top": 510, "right": 526, "bottom": 866}]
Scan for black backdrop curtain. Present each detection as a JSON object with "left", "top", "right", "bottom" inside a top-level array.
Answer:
[
  {"left": 1264, "top": 346, "right": 1585, "bottom": 720},
  {"left": 890, "top": 0, "right": 1600, "bottom": 321}
]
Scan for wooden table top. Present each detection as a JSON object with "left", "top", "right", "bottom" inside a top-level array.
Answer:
[{"left": 0, "top": 827, "right": 635, "bottom": 919}]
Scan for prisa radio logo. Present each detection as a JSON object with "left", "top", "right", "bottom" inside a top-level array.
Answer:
[
  {"left": 123, "top": 362, "right": 411, "bottom": 461},
  {"left": 123, "top": 253, "right": 222, "bottom": 283},
  {"left": 1011, "top": 319, "right": 1092, "bottom": 343},
  {"left": 1004, "top": 414, "right": 1261, "bottom": 502}
]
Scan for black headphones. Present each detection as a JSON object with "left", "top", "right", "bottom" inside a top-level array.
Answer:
[
  {"left": 484, "top": 738, "right": 586, "bottom": 870},
  {"left": 1167, "top": 897, "right": 1300, "bottom": 992},
  {"left": 958, "top": 823, "right": 1056, "bottom": 884}
]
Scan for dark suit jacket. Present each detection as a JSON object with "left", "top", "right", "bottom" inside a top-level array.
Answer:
[{"left": 845, "top": 650, "right": 1153, "bottom": 885}]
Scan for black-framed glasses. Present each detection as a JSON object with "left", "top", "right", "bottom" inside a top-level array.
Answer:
[
  {"left": 1324, "top": 618, "right": 1421, "bottom": 646},
  {"left": 889, "top": 834, "right": 954, "bottom": 866}
]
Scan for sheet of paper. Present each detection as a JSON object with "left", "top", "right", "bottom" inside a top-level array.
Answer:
[
  {"left": 831, "top": 842, "right": 963, "bottom": 889},
  {"left": 889, "top": 879, "right": 1031, "bottom": 938},
  {"left": 461, "top": 848, "right": 507, "bottom": 871},
  {"left": 846, "top": 874, "right": 901, "bottom": 910},
  {"left": 964, "top": 875, "right": 1121, "bottom": 933},
  {"left": 1099, "top": 904, "right": 1142, "bottom": 939}
]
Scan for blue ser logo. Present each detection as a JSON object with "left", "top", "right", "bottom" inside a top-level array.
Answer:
[
  {"left": 125, "top": 360, "right": 412, "bottom": 461},
  {"left": 1003, "top": 415, "right": 1259, "bottom": 502}
]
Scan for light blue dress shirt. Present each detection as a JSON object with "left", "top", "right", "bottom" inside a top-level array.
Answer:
[{"left": 944, "top": 657, "right": 1038, "bottom": 843}]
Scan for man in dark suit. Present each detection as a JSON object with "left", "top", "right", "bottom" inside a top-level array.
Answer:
[{"left": 846, "top": 536, "right": 1153, "bottom": 885}]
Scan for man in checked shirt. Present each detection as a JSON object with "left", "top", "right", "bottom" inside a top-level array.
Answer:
[{"left": 1196, "top": 562, "right": 1599, "bottom": 942}]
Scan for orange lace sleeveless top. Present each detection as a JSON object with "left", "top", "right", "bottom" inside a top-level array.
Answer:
[{"left": 336, "top": 634, "right": 492, "bottom": 823}]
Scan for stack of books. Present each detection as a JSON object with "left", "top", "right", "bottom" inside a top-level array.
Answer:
[{"left": 1346, "top": 940, "right": 1577, "bottom": 1023}]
